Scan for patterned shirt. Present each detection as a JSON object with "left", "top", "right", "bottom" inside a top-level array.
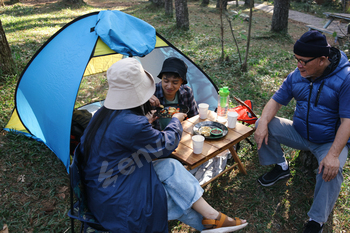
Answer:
[{"left": 153, "top": 82, "right": 199, "bottom": 130}]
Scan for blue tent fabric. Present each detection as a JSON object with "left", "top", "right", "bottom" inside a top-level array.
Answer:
[
  {"left": 95, "top": 11, "right": 156, "bottom": 56},
  {"left": 13, "top": 11, "right": 156, "bottom": 172},
  {"left": 6, "top": 10, "right": 218, "bottom": 173},
  {"left": 16, "top": 14, "right": 99, "bottom": 171}
]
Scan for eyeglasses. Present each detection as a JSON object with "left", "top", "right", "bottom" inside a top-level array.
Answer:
[{"left": 294, "top": 55, "right": 318, "bottom": 66}]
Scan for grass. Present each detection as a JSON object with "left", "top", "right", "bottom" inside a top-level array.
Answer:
[{"left": 0, "top": 0, "right": 349, "bottom": 232}]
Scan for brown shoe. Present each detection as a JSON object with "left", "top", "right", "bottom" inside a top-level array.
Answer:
[{"left": 201, "top": 212, "right": 248, "bottom": 233}]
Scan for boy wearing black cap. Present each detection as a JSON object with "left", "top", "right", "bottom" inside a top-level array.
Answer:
[
  {"left": 150, "top": 57, "right": 199, "bottom": 129},
  {"left": 254, "top": 30, "right": 350, "bottom": 233}
]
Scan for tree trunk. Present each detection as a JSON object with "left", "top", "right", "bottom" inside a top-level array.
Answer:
[
  {"left": 151, "top": 0, "right": 165, "bottom": 7},
  {"left": 220, "top": 3, "right": 224, "bottom": 61},
  {"left": 216, "top": 0, "right": 227, "bottom": 10},
  {"left": 244, "top": 0, "right": 250, "bottom": 6},
  {"left": 165, "top": 0, "right": 173, "bottom": 17},
  {"left": 271, "top": 0, "right": 290, "bottom": 34},
  {"left": 0, "top": 19, "right": 15, "bottom": 76},
  {"left": 175, "top": 0, "right": 189, "bottom": 30},
  {"left": 63, "top": 0, "right": 85, "bottom": 4},
  {"left": 201, "top": 0, "right": 209, "bottom": 7},
  {"left": 298, "top": 150, "right": 318, "bottom": 176},
  {"left": 241, "top": 0, "right": 253, "bottom": 72}
]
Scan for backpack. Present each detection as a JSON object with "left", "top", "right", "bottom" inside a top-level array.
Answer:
[
  {"left": 70, "top": 109, "right": 92, "bottom": 155},
  {"left": 232, "top": 97, "right": 258, "bottom": 125},
  {"left": 231, "top": 97, "right": 257, "bottom": 150}
]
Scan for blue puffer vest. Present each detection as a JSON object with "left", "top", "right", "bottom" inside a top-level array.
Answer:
[{"left": 273, "top": 49, "right": 350, "bottom": 144}]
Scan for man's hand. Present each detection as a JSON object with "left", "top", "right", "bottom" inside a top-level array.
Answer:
[
  {"left": 318, "top": 118, "right": 350, "bottom": 182},
  {"left": 253, "top": 99, "right": 282, "bottom": 150},
  {"left": 319, "top": 154, "right": 340, "bottom": 182},
  {"left": 254, "top": 123, "right": 269, "bottom": 150},
  {"left": 149, "top": 95, "right": 160, "bottom": 107}
]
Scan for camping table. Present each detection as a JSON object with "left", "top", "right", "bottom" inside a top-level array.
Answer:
[
  {"left": 306, "top": 12, "right": 350, "bottom": 44},
  {"left": 171, "top": 110, "right": 255, "bottom": 187},
  {"left": 323, "top": 12, "right": 350, "bottom": 29}
]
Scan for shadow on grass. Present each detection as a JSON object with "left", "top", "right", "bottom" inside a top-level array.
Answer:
[{"left": 168, "top": 137, "right": 346, "bottom": 233}]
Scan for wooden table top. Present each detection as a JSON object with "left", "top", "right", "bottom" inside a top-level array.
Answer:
[
  {"left": 171, "top": 110, "right": 255, "bottom": 168},
  {"left": 324, "top": 12, "right": 350, "bottom": 21}
]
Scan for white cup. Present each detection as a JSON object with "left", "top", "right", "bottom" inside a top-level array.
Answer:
[
  {"left": 227, "top": 111, "right": 239, "bottom": 128},
  {"left": 192, "top": 135, "right": 205, "bottom": 154},
  {"left": 198, "top": 103, "right": 209, "bottom": 119}
]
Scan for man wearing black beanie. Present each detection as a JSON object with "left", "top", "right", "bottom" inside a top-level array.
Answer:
[{"left": 254, "top": 30, "right": 350, "bottom": 233}]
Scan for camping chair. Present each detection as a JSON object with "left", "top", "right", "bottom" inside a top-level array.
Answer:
[
  {"left": 231, "top": 96, "right": 258, "bottom": 151},
  {"left": 69, "top": 149, "right": 110, "bottom": 233}
]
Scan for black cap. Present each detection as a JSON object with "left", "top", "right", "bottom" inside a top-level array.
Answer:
[
  {"left": 157, "top": 57, "right": 188, "bottom": 84},
  {"left": 294, "top": 30, "right": 330, "bottom": 57}
]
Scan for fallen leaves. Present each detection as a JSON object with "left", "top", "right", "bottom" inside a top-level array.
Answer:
[
  {"left": 57, "top": 186, "right": 68, "bottom": 199},
  {"left": 17, "top": 174, "right": 25, "bottom": 183},
  {"left": 0, "top": 224, "right": 8, "bottom": 233}
]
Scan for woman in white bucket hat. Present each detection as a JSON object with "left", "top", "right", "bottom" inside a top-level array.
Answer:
[{"left": 75, "top": 57, "right": 247, "bottom": 233}]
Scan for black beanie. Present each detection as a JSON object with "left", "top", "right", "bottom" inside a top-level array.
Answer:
[
  {"left": 157, "top": 57, "right": 188, "bottom": 84},
  {"left": 294, "top": 30, "right": 330, "bottom": 57}
]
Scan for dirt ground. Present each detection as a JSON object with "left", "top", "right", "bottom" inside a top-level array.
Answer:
[
  {"left": 9, "top": 0, "right": 347, "bottom": 39},
  {"left": 253, "top": 2, "right": 349, "bottom": 39}
]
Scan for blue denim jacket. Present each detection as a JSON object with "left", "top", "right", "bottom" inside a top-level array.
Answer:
[{"left": 79, "top": 109, "right": 183, "bottom": 232}]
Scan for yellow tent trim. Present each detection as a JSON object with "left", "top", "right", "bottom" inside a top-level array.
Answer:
[
  {"left": 93, "top": 38, "right": 115, "bottom": 56},
  {"left": 83, "top": 36, "right": 168, "bottom": 76},
  {"left": 155, "top": 36, "right": 168, "bottom": 47},
  {"left": 84, "top": 54, "right": 123, "bottom": 76},
  {"left": 5, "top": 108, "right": 29, "bottom": 133}
]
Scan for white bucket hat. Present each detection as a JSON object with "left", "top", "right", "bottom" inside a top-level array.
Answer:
[{"left": 104, "top": 57, "right": 155, "bottom": 110}]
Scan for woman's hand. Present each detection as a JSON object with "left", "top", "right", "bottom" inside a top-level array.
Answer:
[
  {"left": 172, "top": 113, "right": 187, "bottom": 122},
  {"left": 146, "top": 110, "right": 158, "bottom": 124},
  {"left": 149, "top": 95, "right": 160, "bottom": 107}
]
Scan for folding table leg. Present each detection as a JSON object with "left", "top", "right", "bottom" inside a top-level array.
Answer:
[
  {"left": 228, "top": 147, "right": 247, "bottom": 175},
  {"left": 323, "top": 18, "right": 334, "bottom": 29}
]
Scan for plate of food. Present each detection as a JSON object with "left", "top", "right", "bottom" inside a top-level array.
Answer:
[{"left": 193, "top": 121, "right": 228, "bottom": 139}]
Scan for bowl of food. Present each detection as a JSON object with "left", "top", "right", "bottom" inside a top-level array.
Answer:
[
  {"left": 210, "top": 128, "right": 223, "bottom": 136},
  {"left": 157, "top": 104, "right": 189, "bottom": 130}
]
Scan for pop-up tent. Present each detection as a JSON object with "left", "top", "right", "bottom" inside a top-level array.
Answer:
[{"left": 4, "top": 10, "right": 219, "bottom": 172}]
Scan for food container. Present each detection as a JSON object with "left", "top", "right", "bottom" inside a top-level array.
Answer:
[
  {"left": 210, "top": 128, "right": 223, "bottom": 136},
  {"left": 158, "top": 104, "right": 189, "bottom": 130}
]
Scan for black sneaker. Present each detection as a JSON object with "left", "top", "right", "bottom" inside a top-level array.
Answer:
[
  {"left": 303, "top": 220, "right": 323, "bottom": 233},
  {"left": 257, "top": 164, "right": 290, "bottom": 186}
]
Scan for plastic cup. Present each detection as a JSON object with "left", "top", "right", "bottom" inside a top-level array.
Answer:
[
  {"left": 227, "top": 111, "right": 238, "bottom": 128},
  {"left": 198, "top": 103, "right": 209, "bottom": 119},
  {"left": 192, "top": 135, "right": 205, "bottom": 154}
]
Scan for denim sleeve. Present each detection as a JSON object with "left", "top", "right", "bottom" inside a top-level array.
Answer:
[{"left": 129, "top": 117, "right": 183, "bottom": 160}]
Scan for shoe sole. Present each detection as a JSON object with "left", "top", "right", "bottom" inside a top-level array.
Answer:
[
  {"left": 258, "top": 174, "right": 290, "bottom": 187},
  {"left": 201, "top": 222, "right": 248, "bottom": 233}
]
